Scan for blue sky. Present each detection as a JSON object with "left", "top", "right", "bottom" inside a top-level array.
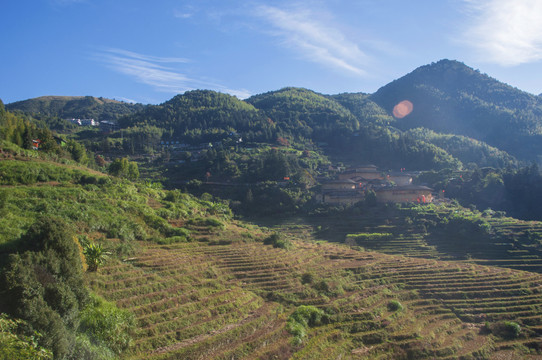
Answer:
[{"left": 2, "top": 0, "right": 542, "bottom": 104}]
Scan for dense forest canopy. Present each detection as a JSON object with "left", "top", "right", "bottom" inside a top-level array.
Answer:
[
  {"left": 7, "top": 96, "right": 146, "bottom": 121},
  {"left": 370, "top": 59, "right": 542, "bottom": 160},
  {"left": 118, "top": 90, "right": 274, "bottom": 144}
]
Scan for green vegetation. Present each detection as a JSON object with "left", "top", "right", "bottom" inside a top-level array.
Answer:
[
  {"left": 286, "top": 305, "right": 326, "bottom": 345},
  {"left": 387, "top": 300, "right": 404, "bottom": 312},
  {"left": 83, "top": 243, "right": 108, "bottom": 272},
  {"left": 370, "top": 59, "right": 542, "bottom": 161},
  {"left": 108, "top": 157, "right": 139, "bottom": 180},
  {"left": 2, "top": 217, "right": 89, "bottom": 358},
  {"left": 6, "top": 96, "right": 145, "bottom": 121},
  {"left": 0, "top": 315, "right": 52, "bottom": 360},
  {"left": 264, "top": 232, "right": 293, "bottom": 250},
  {"left": 79, "top": 293, "right": 135, "bottom": 355},
  {"left": 5, "top": 58, "right": 542, "bottom": 359},
  {"left": 406, "top": 127, "right": 517, "bottom": 168}
]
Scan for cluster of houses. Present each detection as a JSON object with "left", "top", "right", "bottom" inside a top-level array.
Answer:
[
  {"left": 67, "top": 119, "right": 119, "bottom": 133},
  {"left": 317, "top": 165, "right": 434, "bottom": 205}
]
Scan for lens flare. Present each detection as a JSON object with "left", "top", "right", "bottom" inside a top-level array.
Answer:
[{"left": 392, "top": 100, "right": 414, "bottom": 118}]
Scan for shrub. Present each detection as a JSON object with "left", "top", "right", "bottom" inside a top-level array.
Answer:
[
  {"left": 79, "top": 293, "right": 135, "bottom": 354},
  {"left": 286, "top": 305, "right": 326, "bottom": 345},
  {"left": 264, "top": 232, "right": 292, "bottom": 250},
  {"left": 490, "top": 321, "right": 521, "bottom": 339},
  {"left": 83, "top": 242, "right": 108, "bottom": 272},
  {"left": 387, "top": 300, "right": 404, "bottom": 312},
  {"left": 2, "top": 216, "right": 88, "bottom": 358},
  {"left": 0, "top": 314, "right": 53, "bottom": 360},
  {"left": 301, "top": 272, "right": 314, "bottom": 285}
]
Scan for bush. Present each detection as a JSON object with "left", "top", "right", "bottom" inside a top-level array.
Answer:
[
  {"left": 301, "top": 272, "right": 314, "bottom": 285},
  {"left": 490, "top": 321, "right": 521, "bottom": 339},
  {"left": 286, "top": 305, "right": 326, "bottom": 344},
  {"left": 2, "top": 216, "right": 88, "bottom": 358},
  {"left": 387, "top": 300, "right": 404, "bottom": 312},
  {"left": 264, "top": 232, "right": 293, "bottom": 250},
  {"left": 0, "top": 314, "right": 53, "bottom": 360},
  {"left": 79, "top": 293, "right": 135, "bottom": 355}
]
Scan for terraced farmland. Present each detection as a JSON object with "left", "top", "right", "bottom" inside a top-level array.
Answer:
[
  {"left": 296, "top": 205, "right": 542, "bottom": 274},
  {"left": 89, "top": 223, "right": 542, "bottom": 359}
]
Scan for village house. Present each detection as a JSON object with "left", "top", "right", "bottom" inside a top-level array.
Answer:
[
  {"left": 387, "top": 172, "right": 413, "bottom": 186},
  {"left": 317, "top": 179, "right": 364, "bottom": 204},
  {"left": 375, "top": 185, "right": 433, "bottom": 203},
  {"left": 99, "top": 120, "right": 119, "bottom": 133},
  {"left": 319, "top": 165, "right": 434, "bottom": 205},
  {"left": 321, "top": 179, "right": 357, "bottom": 191},
  {"left": 69, "top": 118, "right": 99, "bottom": 126},
  {"left": 338, "top": 165, "right": 383, "bottom": 181}
]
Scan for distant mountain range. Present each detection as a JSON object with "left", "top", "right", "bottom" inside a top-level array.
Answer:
[{"left": 6, "top": 59, "right": 542, "bottom": 166}]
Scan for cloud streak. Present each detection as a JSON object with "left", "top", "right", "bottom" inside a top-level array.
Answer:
[
  {"left": 461, "top": 0, "right": 542, "bottom": 65},
  {"left": 254, "top": 5, "right": 369, "bottom": 76},
  {"left": 95, "top": 48, "right": 251, "bottom": 99}
]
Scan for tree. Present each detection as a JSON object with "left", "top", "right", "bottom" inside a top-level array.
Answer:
[
  {"left": 108, "top": 157, "right": 139, "bottom": 180},
  {"left": 95, "top": 154, "right": 106, "bottom": 167},
  {"left": 2, "top": 216, "right": 88, "bottom": 358},
  {"left": 66, "top": 139, "right": 88, "bottom": 164},
  {"left": 127, "top": 161, "right": 139, "bottom": 180}
]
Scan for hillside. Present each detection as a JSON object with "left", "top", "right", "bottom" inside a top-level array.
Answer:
[
  {"left": 246, "top": 87, "right": 359, "bottom": 144},
  {"left": 370, "top": 59, "right": 542, "bottom": 161},
  {"left": 405, "top": 128, "right": 518, "bottom": 168},
  {"left": 118, "top": 90, "right": 272, "bottom": 144},
  {"left": 6, "top": 95, "right": 146, "bottom": 120},
  {"left": 3, "top": 105, "right": 542, "bottom": 358},
  {"left": 2, "top": 154, "right": 542, "bottom": 359}
]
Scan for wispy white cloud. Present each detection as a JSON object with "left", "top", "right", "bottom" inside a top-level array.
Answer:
[
  {"left": 173, "top": 7, "right": 195, "bottom": 19},
  {"left": 254, "top": 5, "right": 369, "bottom": 76},
  {"left": 95, "top": 48, "right": 251, "bottom": 99},
  {"left": 461, "top": 0, "right": 542, "bottom": 65}
]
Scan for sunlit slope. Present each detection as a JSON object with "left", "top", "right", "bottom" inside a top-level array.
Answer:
[{"left": 91, "top": 230, "right": 542, "bottom": 359}]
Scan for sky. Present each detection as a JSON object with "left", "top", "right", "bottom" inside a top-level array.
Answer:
[{"left": 2, "top": 0, "right": 542, "bottom": 105}]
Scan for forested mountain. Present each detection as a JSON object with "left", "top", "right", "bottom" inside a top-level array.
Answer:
[
  {"left": 329, "top": 92, "right": 393, "bottom": 125},
  {"left": 6, "top": 95, "right": 146, "bottom": 120},
  {"left": 370, "top": 59, "right": 542, "bottom": 160},
  {"left": 247, "top": 87, "right": 359, "bottom": 144},
  {"left": 405, "top": 128, "right": 517, "bottom": 168},
  {"left": 119, "top": 90, "right": 273, "bottom": 144}
]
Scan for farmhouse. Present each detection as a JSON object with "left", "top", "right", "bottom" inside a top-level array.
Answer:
[
  {"left": 375, "top": 185, "right": 433, "bottom": 203},
  {"left": 387, "top": 172, "right": 413, "bottom": 186},
  {"left": 318, "top": 179, "right": 364, "bottom": 204},
  {"left": 338, "top": 165, "right": 383, "bottom": 181},
  {"left": 321, "top": 179, "right": 357, "bottom": 191}
]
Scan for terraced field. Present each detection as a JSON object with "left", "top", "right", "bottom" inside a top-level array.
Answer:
[
  {"left": 89, "top": 223, "right": 542, "bottom": 359},
  {"left": 293, "top": 205, "right": 542, "bottom": 274}
]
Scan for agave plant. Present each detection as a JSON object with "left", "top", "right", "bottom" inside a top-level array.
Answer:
[{"left": 83, "top": 242, "right": 108, "bottom": 272}]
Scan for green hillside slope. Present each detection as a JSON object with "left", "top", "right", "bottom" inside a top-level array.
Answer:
[
  {"left": 370, "top": 59, "right": 542, "bottom": 160},
  {"left": 7, "top": 96, "right": 146, "bottom": 120}
]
